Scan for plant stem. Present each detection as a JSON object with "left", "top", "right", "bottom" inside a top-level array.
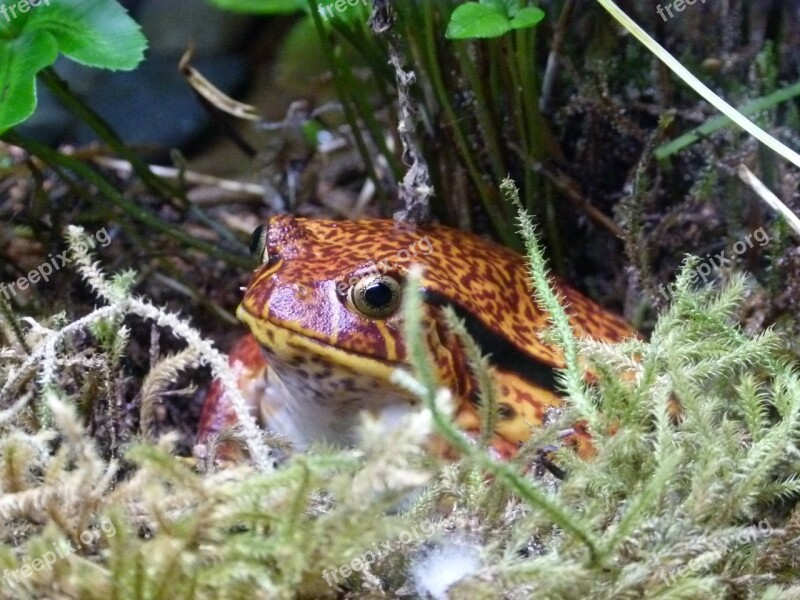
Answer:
[
  {"left": 307, "top": 1, "right": 389, "bottom": 206},
  {"left": 655, "top": 81, "right": 800, "bottom": 160},
  {"left": 329, "top": 44, "right": 402, "bottom": 181},
  {"left": 419, "top": 1, "right": 515, "bottom": 245},
  {"left": 2, "top": 130, "right": 253, "bottom": 269},
  {"left": 39, "top": 68, "right": 181, "bottom": 202},
  {"left": 453, "top": 42, "right": 506, "bottom": 183},
  {"left": 39, "top": 68, "right": 247, "bottom": 253}
]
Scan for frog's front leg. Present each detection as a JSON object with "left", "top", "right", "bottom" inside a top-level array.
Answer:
[{"left": 197, "top": 334, "right": 270, "bottom": 462}]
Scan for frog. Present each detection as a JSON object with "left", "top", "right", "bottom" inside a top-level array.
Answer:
[{"left": 198, "top": 215, "right": 635, "bottom": 461}]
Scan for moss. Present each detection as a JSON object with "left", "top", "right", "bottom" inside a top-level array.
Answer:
[{"left": 0, "top": 202, "right": 799, "bottom": 598}]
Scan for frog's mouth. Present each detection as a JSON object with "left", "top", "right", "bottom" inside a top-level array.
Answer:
[{"left": 237, "top": 305, "right": 404, "bottom": 383}]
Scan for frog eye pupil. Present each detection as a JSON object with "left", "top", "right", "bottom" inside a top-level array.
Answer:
[
  {"left": 364, "top": 282, "right": 393, "bottom": 308},
  {"left": 349, "top": 275, "right": 402, "bottom": 319},
  {"left": 249, "top": 225, "right": 268, "bottom": 264}
]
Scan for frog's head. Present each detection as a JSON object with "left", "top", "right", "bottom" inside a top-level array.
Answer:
[
  {"left": 238, "top": 216, "right": 439, "bottom": 367},
  {"left": 237, "top": 216, "right": 445, "bottom": 445}
]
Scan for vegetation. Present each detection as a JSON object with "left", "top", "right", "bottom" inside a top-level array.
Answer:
[
  {"left": 0, "top": 0, "right": 146, "bottom": 133},
  {"left": 1, "top": 0, "right": 800, "bottom": 597},
  {"left": 2, "top": 186, "right": 800, "bottom": 597}
]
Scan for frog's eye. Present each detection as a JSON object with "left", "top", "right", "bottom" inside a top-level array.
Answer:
[
  {"left": 249, "top": 225, "right": 269, "bottom": 265},
  {"left": 349, "top": 274, "right": 402, "bottom": 319}
]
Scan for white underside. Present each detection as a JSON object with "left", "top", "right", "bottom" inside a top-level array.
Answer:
[{"left": 259, "top": 367, "right": 416, "bottom": 450}]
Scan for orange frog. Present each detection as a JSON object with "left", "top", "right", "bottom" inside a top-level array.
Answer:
[{"left": 198, "top": 216, "right": 635, "bottom": 460}]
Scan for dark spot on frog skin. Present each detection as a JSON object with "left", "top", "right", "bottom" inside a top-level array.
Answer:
[{"left": 498, "top": 404, "right": 516, "bottom": 420}]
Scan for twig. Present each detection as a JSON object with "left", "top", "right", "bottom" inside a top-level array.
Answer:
[
  {"left": 655, "top": 82, "right": 800, "bottom": 160},
  {"left": 540, "top": 0, "right": 576, "bottom": 113},
  {"left": 92, "top": 156, "right": 267, "bottom": 197},
  {"left": 1, "top": 130, "right": 252, "bottom": 269},
  {"left": 521, "top": 152, "right": 625, "bottom": 238},
  {"left": 737, "top": 164, "right": 800, "bottom": 238}
]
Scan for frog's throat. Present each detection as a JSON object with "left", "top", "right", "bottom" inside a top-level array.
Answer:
[{"left": 237, "top": 306, "right": 401, "bottom": 383}]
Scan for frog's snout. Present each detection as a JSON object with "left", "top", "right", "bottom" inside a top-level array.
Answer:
[{"left": 235, "top": 303, "right": 248, "bottom": 323}]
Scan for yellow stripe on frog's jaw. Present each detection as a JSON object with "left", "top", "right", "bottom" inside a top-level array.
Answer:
[
  {"left": 373, "top": 320, "right": 397, "bottom": 359},
  {"left": 237, "top": 303, "right": 401, "bottom": 384}
]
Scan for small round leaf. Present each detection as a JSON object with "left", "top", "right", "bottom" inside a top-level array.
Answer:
[
  {"left": 446, "top": 3, "right": 512, "bottom": 40},
  {"left": 510, "top": 7, "right": 546, "bottom": 30}
]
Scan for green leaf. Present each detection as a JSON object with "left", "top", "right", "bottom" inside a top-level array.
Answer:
[
  {"left": 27, "top": 0, "right": 147, "bottom": 69},
  {"left": 446, "top": 2, "right": 511, "bottom": 39},
  {"left": 510, "top": 6, "right": 545, "bottom": 29},
  {"left": 484, "top": 0, "right": 521, "bottom": 17},
  {"left": 479, "top": 0, "right": 510, "bottom": 17},
  {"left": 0, "top": 31, "right": 58, "bottom": 132},
  {"left": 0, "top": 0, "right": 146, "bottom": 134},
  {"left": 207, "top": 0, "right": 306, "bottom": 14}
]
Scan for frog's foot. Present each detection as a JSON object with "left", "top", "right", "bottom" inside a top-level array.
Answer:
[{"left": 196, "top": 334, "right": 270, "bottom": 465}]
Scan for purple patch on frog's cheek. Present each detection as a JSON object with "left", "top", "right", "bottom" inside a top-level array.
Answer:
[{"left": 265, "top": 284, "right": 332, "bottom": 334}]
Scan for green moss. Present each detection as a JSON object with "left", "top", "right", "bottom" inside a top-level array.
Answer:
[{"left": 1, "top": 205, "right": 799, "bottom": 598}]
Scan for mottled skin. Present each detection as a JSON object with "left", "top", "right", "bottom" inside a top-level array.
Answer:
[{"left": 199, "top": 216, "right": 635, "bottom": 458}]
